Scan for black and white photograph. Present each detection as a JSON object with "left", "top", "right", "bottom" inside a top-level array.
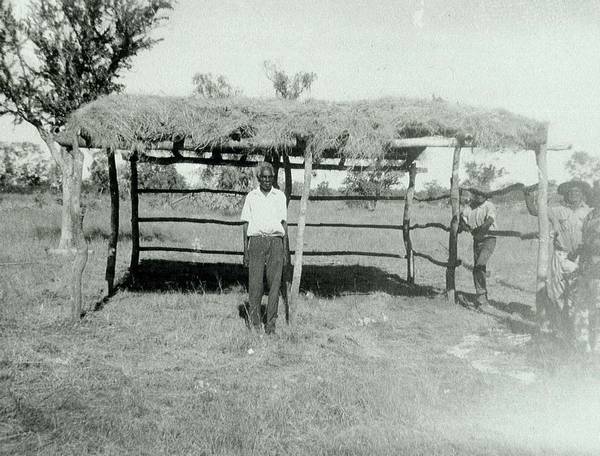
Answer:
[{"left": 1, "top": 1, "right": 600, "bottom": 454}]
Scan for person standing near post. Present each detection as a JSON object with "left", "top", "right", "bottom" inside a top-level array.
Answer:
[
  {"left": 460, "top": 189, "right": 497, "bottom": 309},
  {"left": 241, "top": 162, "right": 288, "bottom": 335},
  {"left": 574, "top": 180, "right": 600, "bottom": 352},
  {"left": 524, "top": 180, "right": 591, "bottom": 335}
]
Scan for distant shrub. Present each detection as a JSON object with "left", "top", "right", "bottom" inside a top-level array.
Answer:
[
  {"left": 192, "top": 166, "right": 255, "bottom": 214},
  {"left": 314, "top": 180, "right": 334, "bottom": 196},
  {"left": 0, "top": 142, "right": 58, "bottom": 188},
  {"left": 86, "top": 152, "right": 187, "bottom": 203},
  {"left": 416, "top": 180, "right": 448, "bottom": 201},
  {"left": 341, "top": 165, "right": 403, "bottom": 210}
]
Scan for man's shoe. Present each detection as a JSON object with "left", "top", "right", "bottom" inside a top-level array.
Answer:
[{"left": 474, "top": 295, "right": 489, "bottom": 310}]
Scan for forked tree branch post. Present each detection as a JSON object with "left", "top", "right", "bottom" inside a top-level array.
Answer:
[
  {"left": 534, "top": 142, "right": 549, "bottom": 321},
  {"left": 402, "top": 164, "right": 417, "bottom": 283},
  {"left": 446, "top": 139, "right": 463, "bottom": 303},
  {"left": 105, "top": 148, "right": 120, "bottom": 295},
  {"left": 129, "top": 152, "right": 140, "bottom": 276},
  {"left": 290, "top": 138, "right": 311, "bottom": 321},
  {"left": 281, "top": 152, "right": 293, "bottom": 323}
]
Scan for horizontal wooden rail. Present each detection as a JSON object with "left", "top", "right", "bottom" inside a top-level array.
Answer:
[
  {"left": 139, "top": 217, "right": 537, "bottom": 239},
  {"left": 138, "top": 216, "right": 404, "bottom": 230},
  {"left": 411, "top": 222, "right": 450, "bottom": 232},
  {"left": 140, "top": 247, "right": 242, "bottom": 255},
  {"left": 139, "top": 188, "right": 247, "bottom": 196},
  {"left": 139, "top": 246, "right": 404, "bottom": 258},
  {"left": 293, "top": 195, "right": 406, "bottom": 201},
  {"left": 412, "top": 250, "right": 450, "bottom": 268},
  {"left": 415, "top": 182, "right": 529, "bottom": 202},
  {"left": 139, "top": 217, "right": 244, "bottom": 225},
  {"left": 292, "top": 222, "right": 402, "bottom": 229},
  {"left": 139, "top": 155, "right": 410, "bottom": 171},
  {"left": 138, "top": 187, "right": 409, "bottom": 201}
]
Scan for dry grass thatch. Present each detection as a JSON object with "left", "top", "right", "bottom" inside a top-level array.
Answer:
[{"left": 63, "top": 94, "right": 547, "bottom": 158}]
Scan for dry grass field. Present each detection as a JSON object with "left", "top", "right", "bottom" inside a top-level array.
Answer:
[{"left": 1, "top": 191, "right": 600, "bottom": 455}]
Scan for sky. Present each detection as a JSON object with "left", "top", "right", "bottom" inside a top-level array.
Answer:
[{"left": 2, "top": 0, "right": 600, "bottom": 188}]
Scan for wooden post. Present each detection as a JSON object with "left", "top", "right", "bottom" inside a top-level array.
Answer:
[
  {"left": 290, "top": 139, "right": 311, "bottom": 320},
  {"left": 534, "top": 142, "right": 549, "bottom": 320},
  {"left": 283, "top": 152, "right": 292, "bottom": 205},
  {"left": 270, "top": 152, "right": 281, "bottom": 189},
  {"left": 129, "top": 152, "right": 140, "bottom": 274},
  {"left": 105, "top": 148, "right": 119, "bottom": 295},
  {"left": 446, "top": 140, "right": 463, "bottom": 303},
  {"left": 402, "top": 163, "right": 417, "bottom": 283},
  {"left": 282, "top": 151, "right": 293, "bottom": 323},
  {"left": 69, "top": 138, "right": 88, "bottom": 321}
]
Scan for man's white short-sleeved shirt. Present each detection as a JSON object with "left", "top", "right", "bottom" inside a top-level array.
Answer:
[
  {"left": 461, "top": 200, "right": 497, "bottom": 231},
  {"left": 241, "top": 187, "right": 287, "bottom": 236}
]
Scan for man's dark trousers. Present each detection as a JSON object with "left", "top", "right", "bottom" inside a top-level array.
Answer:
[
  {"left": 248, "top": 235, "right": 284, "bottom": 333},
  {"left": 473, "top": 236, "right": 496, "bottom": 303}
]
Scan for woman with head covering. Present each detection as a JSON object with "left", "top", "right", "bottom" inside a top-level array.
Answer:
[
  {"left": 524, "top": 180, "right": 592, "bottom": 335},
  {"left": 574, "top": 180, "right": 600, "bottom": 352}
]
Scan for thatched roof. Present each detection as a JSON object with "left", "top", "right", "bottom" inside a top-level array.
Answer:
[{"left": 63, "top": 94, "right": 547, "bottom": 158}]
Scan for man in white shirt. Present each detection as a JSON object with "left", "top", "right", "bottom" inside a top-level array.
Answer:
[
  {"left": 240, "top": 162, "right": 288, "bottom": 334},
  {"left": 460, "top": 189, "right": 497, "bottom": 308}
]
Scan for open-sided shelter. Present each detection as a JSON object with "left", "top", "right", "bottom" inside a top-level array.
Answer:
[{"left": 60, "top": 94, "right": 551, "bottom": 315}]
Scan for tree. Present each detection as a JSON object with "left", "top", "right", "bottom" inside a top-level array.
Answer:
[
  {"left": 0, "top": 0, "right": 173, "bottom": 250},
  {"left": 314, "top": 180, "right": 333, "bottom": 196},
  {"left": 462, "top": 160, "right": 507, "bottom": 191},
  {"left": 565, "top": 151, "right": 600, "bottom": 183},
  {"left": 0, "top": 141, "right": 62, "bottom": 188},
  {"left": 342, "top": 163, "right": 402, "bottom": 210},
  {"left": 263, "top": 61, "right": 316, "bottom": 100},
  {"left": 417, "top": 180, "right": 448, "bottom": 201},
  {"left": 192, "top": 73, "right": 241, "bottom": 98}
]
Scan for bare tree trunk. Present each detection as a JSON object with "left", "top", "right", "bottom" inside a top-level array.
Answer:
[
  {"left": 68, "top": 140, "right": 88, "bottom": 320},
  {"left": 290, "top": 140, "right": 311, "bottom": 318},
  {"left": 40, "top": 130, "right": 81, "bottom": 251}
]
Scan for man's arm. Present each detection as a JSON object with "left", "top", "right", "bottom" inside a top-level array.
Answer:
[
  {"left": 242, "top": 222, "right": 249, "bottom": 267},
  {"left": 282, "top": 221, "right": 290, "bottom": 266},
  {"left": 472, "top": 216, "right": 494, "bottom": 237},
  {"left": 458, "top": 213, "right": 471, "bottom": 233}
]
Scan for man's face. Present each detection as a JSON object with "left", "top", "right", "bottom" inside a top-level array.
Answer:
[
  {"left": 565, "top": 187, "right": 583, "bottom": 206},
  {"left": 460, "top": 191, "right": 471, "bottom": 206},
  {"left": 469, "top": 192, "right": 485, "bottom": 208},
  {"left": 259, "top": 169, "right": 274, "bottom": 192}
]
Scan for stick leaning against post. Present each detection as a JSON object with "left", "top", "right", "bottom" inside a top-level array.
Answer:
[
  {"left": 446, "top": 138, "right": 463, "bottom": 303},
  {"left": 290, "top": 138, "right": 311, "bottom": 321},
  {"left": 282, "top": 152, "right": 293, "bottom": 323},
  {"left": 534, "top": 142, "right": 550, "bottom": 321},
  {"left": 403, "top": 164, "right": 417, "bottom": 283}
]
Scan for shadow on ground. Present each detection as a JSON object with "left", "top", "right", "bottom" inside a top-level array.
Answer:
[
  {"left": 458, "top": 291, "right": 537, "bottom": 334},
  {"left": 126, "top": 260, "right": 439, "bottom": 298}
]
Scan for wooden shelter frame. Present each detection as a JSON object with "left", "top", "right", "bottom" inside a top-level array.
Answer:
[{"left": 61, "top": 94, "right": 557, "bottom": 321}]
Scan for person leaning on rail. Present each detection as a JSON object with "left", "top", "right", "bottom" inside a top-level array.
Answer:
[
  {"left": 459, "top": 187, "right": 497, "bottom": 309},
  {"left": 573, "top": 180, "right": 600, "bottom": 353},
  {"left": 523, "top": 180, "right": 592, "bottom": 337},
  {"left": 240, "top": 162, "right": 289, "bottom": 335}
]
